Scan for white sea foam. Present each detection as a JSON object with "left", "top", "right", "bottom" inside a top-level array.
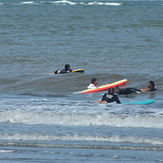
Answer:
[
  {"left": 8, "top": 1, "right": 122, "bottom": 6},
  {"left": 43, "top": 1, "right": 121, "bottom": 6},
  {"left": 53, "top": 0, "right": 76, "bottom": 5},
  {"left": 88, "top": 2, "right": 122, "bottom": 6},
  {"left": 0, "top": 149, "right": 14, "bottom": 153},
  {"left": 0, "top": 96, "right": 162, "bottom": 128},
  {"left": 0, "top": 107, "right": 163, "bottom": 128},
  {"left": 1, "top": 133, "right": 163, "bottom": 145},
  {"left": 20, "top": 1, "right": 35, "bottom": 4}
]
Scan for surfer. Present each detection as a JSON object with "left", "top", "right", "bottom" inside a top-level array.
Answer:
[
  {"left": 59, "top": 64, "right": 72, "bottom": 74},
  {"left": 87, "top": 78, "right": 98, "bottom": 89},
  {"left": 114, "top": 86, "right": 141, "bottom": 95},
  {"left": 114, "top": 80, "right": 157, "bottom": 94},
  {"left": 140, "top": 80, "right": 157, "bottom": 92},
  {"left": 94, "top": 87, "right": 121, "bottom": 104},
  {"left": 49, "top": 64, "right": 72, "bottom": 74}
]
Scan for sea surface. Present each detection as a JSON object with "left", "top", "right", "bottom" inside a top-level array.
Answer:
[{"left": 0, "top": 0, "right": 163, "bottom": 162}]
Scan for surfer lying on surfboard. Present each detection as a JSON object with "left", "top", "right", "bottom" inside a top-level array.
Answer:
[
  {"left": 49, "top": 64, "right": 72, "bottom": 74},
  {"left": 94, "top": 87, "right": 121, "bottom": 104}
]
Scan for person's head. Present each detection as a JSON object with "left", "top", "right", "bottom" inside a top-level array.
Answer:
[
  {"left": 91, "top": 78, "right": 98, "bottom": 86},
  {"left": 65, "top": 64, "right": 71, "bottom": 71},
  {"left": 108, "top": 87, "right": 114, "bottom": 95},
  {"left": 148, "top": 81, "right": 155, "bottom": 88},
  {"left": 114, "top": 86, "right": 120, "bottom": 93}
]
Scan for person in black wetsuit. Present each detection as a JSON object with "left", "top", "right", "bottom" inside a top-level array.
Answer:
[
  {"left": 59, "top": 64, "right": 72, "bottom": 74},
  {"left": 140, "top": 80, "right": 157, "bottom": 92},
  {"left": 52, "top": 64, "right": 72, "bottom": 74},
  {"left": 114, "top": 86, "right": 141, "bottom": 95},
  {"left": 95, "top": 87, "right": 121, "bottom": 104},
  {"left": 114, "top": 80, "right": 157, "bottom": 95}
]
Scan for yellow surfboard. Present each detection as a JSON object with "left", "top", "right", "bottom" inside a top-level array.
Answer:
[{"left": 72, "top": 69, "right": 84, "bottom": 73}]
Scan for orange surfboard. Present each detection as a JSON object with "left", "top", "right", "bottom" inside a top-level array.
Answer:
[{"left": 73, "top": 79, "right": 127, "bottom": 94}]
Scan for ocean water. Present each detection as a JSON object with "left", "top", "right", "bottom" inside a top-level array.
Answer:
[{"left": 0, "top": 0, "right": 163, "bottom": 162}]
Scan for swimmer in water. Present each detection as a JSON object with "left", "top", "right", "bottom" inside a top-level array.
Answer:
[
  {"left": 87, "top": 78, "right": 98, "bottom": 89},
  {"left": 94, "top": 87, "right": 121, "bottom": 104},
  {"left": 140, "top": 80, "right": 157, "bottom": 92}
]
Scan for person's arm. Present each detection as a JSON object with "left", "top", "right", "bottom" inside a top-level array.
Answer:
[
  {"left": 114, "top": 95, "right": 121, "bottom": 104},
  {"left": 140, "top": 88, "right": 150, "bottom": 92},
  {"left": 101, "top": 94, "right": 107, "bottom": 102}
]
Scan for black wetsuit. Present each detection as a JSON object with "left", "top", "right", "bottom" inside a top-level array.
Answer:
[
  {"left": 149, "top": 88, "right": 157, "bottom": 92},
  {"left": 54, "top": 69, "right": 60, "bottom": 74},
  {"left": 102, "top": 94, "right": 121, "bottom": 104},
  {"left": 54, "top": 69, "right": 72, "bottom": 74},
  {"left": 119, "top": 88, "right": 141, "bottom": 94},
  {"left": 60, "top": 68, "right": 72, "bottom": 73}
]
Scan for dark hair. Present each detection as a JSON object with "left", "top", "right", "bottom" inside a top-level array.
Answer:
[
  {"left": 65, "top": 64, "right": 70, "bottom": 71},
  {"left": 91, "top": 78, "right": 97, "bottom": 84},
  {"left": 114, "top": 86, "right": 120, "bottom": 92},
  {"left": 114, "top": 86, "right": 120, "bottom": 90},
  {"left": 149, "top": 80, "right": 155, "bottom": 88},
  {"left": 108, "top": 88, "right": 114, "bottom": 94}
]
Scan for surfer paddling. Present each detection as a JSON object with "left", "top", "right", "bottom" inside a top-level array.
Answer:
[{"left": 49, "top": 64, "right": 72, "bottom": 74}]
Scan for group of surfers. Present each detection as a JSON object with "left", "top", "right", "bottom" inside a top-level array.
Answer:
[
  {"left": 88, "top": 78, "right": 157, "bottom": 104},
  {"left": 49, "top": 64, "right": 157, "bottom": 104}
]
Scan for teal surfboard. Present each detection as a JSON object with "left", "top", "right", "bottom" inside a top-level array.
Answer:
[{"left": 121, "top": 99, "right": 155, "bottom": 105}]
